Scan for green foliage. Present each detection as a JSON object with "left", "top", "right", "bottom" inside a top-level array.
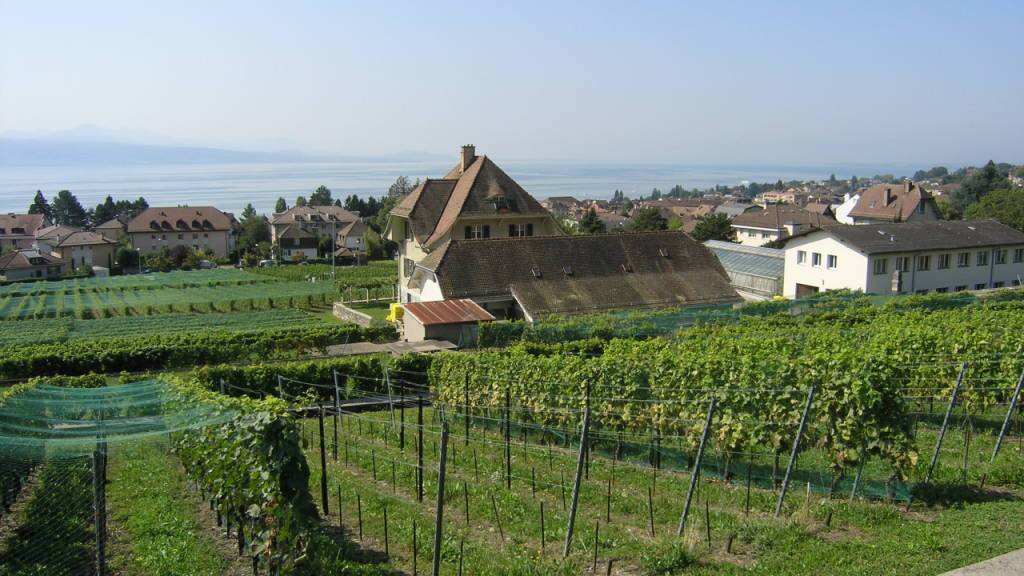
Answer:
[
  {"left": 578, "top": 207, "right": 607, "bottom": 234},
  {"left": 276, "top": 197, "right": 288, "bottom": 213},
  {"left": 627, "top": 207, "right": 668, "bottom": 231},
  {"left": 952, "top": 160, "right": 1010, "bottom": 215},
  {"left": 27, "top": 190, "right": 52, "bottom": 220},
  {"left": 690, "top": 212, "right": 734, "bottom": 242},
  {"left": 51, "top": 189, "right": 89, "bottom": 227},
  {"left": 309, "top": 185, "right": 333, "bottom": 206},
  {"left": 964, "top": 188, "right": 1024, "bottom": 231}
]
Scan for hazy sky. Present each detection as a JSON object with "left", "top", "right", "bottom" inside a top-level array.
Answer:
[{"left": 1, "top": 1, "right": 1021, "bottom": 165}]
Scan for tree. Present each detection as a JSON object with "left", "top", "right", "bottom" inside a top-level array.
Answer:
[
  {"left": 578, "top": 207, "right": 606, "bottom": 234},
  {"left": 690, "top": 213, "right": 734, "bottom": 242},
  {"left": 953, "top": 160, "right": 1009, "bottom": 215},
  {"left": 627, "top": 207, "right": 667, "bottom": 231},
  {"left": 964, "top": 189, "right": 1024, "bottom": 232},
  {"left": 829, "top": 174, "right": 837, "bottom": 185},
  {"left": 51, "top": 190, "right": 89, "bottom": 227},
  {"left": 851, "top": 175, "right": 859, "bottom": 189},
  {"left": 309, "top": 185, "right": 333, "bottom": 206},
  {"left": 28, "top": 191, "right": 52, "bottom": 220},
  {"left": 93, "top": 196, "right": 118, "bottom": 225},
  {"left": 275, "top": 197, "right": 288, "bottom": 213},
  {"left": 237, "top": 203, "right": 270, "bottom": 253},
  {"left": 649, "top": 188, "right": 662, "bottom": 200},
  {"left": 294, "top": 196, "right": 308, "bottom": 208},
  {"left": 387, "top": 176, "right": 418, "bottom": 200}
]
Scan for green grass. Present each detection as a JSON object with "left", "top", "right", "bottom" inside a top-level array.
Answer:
[
  {"left": 107, "top": 438, "right": 226, "bottom": 576},
  {"left": 298, "top": 406, "right": 1024, "bottom": 575},
  {"left": 349, "top": 303, "right": 392, "bottom": 322}
]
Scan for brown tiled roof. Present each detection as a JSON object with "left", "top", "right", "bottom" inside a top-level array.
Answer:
[
  {"left": 803, "top": 202, "right": 834, "bottom": 216},
  {"left": 95, "top": 216, "right": 128, "bottom": 230},
  {"left": 35, "top": 224, "right": 81, "bottom": 241},
  {"left": 271, "top": 205, "right": 359, "bottom": 225},
  {"left": 848, "top": 182, "right": 932, "bottom": 222},
  {"left": 789, "top": 219, "right": 1024, "bottom": 255},
  {"left": 55, "top": 231, "right": 115, "bottom": 248},
  {"left": 391, "top": 151, "right": 554, "bottom": 248},
  {"left": 0, "top": 213, "right": 48, "bottom": 237},
  {"left": 127, "top": 207, "right": 234, "bottom": 233},
  {"left": 403, "top": 299, "right": 495, "bottom": 326},
  {"left": 431, "top": 231, "right": 740, "bottom": 317},
  {"left": 731, "top": 205, "right": 835, "bottom": 231},
  {"left": 0, "top": 249, "right": 64, "bottom": 271},
  {"left": 277, "top": 224, "right": 316, "bottom": 240},
  {"left": 337, "top": 219, "right": 366, "bottom": 239}
]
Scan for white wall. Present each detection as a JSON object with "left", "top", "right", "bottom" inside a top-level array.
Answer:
[
  {"left": 733, "top": 226, "right": 779, "bottom": 247},
  {"left": 783, "top": 235, "right": 869, "bottom": 298},
  {"left": 786, "top": 233, "right": 1024, "bottom": 297}
]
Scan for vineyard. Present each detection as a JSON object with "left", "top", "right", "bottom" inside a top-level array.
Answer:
[
  {"left": 1, "top": 291, "right": 1023, "bottom": 575},
  {"left": 250, "top": 261, "right": 397, "bottom": 289}
]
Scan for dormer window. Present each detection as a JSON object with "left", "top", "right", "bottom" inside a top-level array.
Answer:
[
  {"left": 11, "top": 227, "right": 24, "bottom": 235},
  {"left": 464, "top": 225, "right": 490, "bottom": 239},
  {"left": 493, "top": 197, "right": 512, "bottom": 211},
  {"left": 562, "top": 265, "right": 573, "bottom": 276},
  {"left": 530, "top": 266, "right": 542, "bottom": 278}
]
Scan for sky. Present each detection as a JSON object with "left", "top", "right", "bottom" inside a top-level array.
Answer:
[{"left": 1, "top": 0, "right": 1022, "bottom": 166}]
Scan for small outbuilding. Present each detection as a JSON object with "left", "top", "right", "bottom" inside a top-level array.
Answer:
[{"left": 402, "top": 299, "right": 495, "bottom": 345}]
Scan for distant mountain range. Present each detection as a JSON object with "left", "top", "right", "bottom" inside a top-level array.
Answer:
[{"left": 0, "top": 126, "right": 447, "bottom": 166}]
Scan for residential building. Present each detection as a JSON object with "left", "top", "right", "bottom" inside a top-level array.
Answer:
[
  {"left": 782, "top": 220, "right": 1024, "bottom": 298},
  {"left": 334, "top": 219, "right": 367, "bottom": 259},
  {"left": 0, "top": 249, "right": 66, "bottom": 281},
  {"left": 731, "top": 205, "right": 835, "bottom": 247},
  {"left": 0, "top": 213, "right": 49, "bottom": 253},
  {"left": 127, "top": 207, "right": 237, "bottom": 258},
  {"left": 404, "top": 231, "right": 741, "bottom": 320},
  {"left": 844, "top": 181, "right": 939, "bottom": 224},
  {"left": 276, "top": 224, "right": 319, "bottom": 260},
  {"left": 270, "top": 205, "right": 360, "bottom": 257},
  {"left": 704, "top": 240, "right": 784, "bottom": 300},
  {"left": 385, "top": 145, "right": 563, "bottom": 303},
  {"left": 49, "top": 231, "right": 117, "bottom": 270},
  {"left": 714, "top": 202, "right": 761, "bottom": 220},
  {"left": 95, "top": 216, "right": 129, "bottom": 241},
  {"left": 542, "top": 196, "right": 583, "bottom": 219},
  {"left": 401, "top": 299, "right": 495, "bottom": 344},
  {"left": 33, "top": 224, "right": 81, "bottom": 252}
]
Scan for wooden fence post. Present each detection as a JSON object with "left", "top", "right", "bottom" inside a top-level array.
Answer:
[
  {"left": 991, "top": 369, "right": 1024, "bottom": 463},
  {"left": 432, "top": 421, "right": 450, "bottom": 576},
  {"left": 926, "top": 363, "right": 968, "bottom": 484},
  {"left": 563, "top": 408, "right": 591, "bottom": 558},
  {"left": 676, "top": 397, "right": 716, "bottom": 536},
  {"left": 319, "top": 405, "right": 329, "bottom": 515},
  {"left": 774, "top": 386, "right": 816, "bottom": 517}
]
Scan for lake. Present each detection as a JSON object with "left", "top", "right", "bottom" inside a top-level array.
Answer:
[{"left": 0, "top": 160, "right": 921, "bottom": 216}]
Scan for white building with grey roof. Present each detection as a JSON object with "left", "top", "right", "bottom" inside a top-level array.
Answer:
[{"left": 781, "top": 220, "right": 1024, "bottom": 298}]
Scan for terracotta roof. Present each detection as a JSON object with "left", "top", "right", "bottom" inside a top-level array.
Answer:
[
  {"left": 55, "top": 231, "right": 115, "bottom": 248},
  {"left": 0, "top": 213, "right": 48, "bottom": 237},
  {"left": 848, "top": 182, "right": 932, "bottom": 222},
  {"left": 788, "top": 220, "right": 1024, "bottom": 255},
  {"left": 337, "top": 219, "right": 366, "bottom": 239},
  {"left": 34, "top": 224, "right": 81, "bottom": 241},
  {"left": 803, "top": 202, "right": 834, "bottom": 216},
  {"left": 430, "top": 231, "right": 740, "bottom": 317},
  {"left": 731, "top": 205, "right": 835, "bottom": 231},
  {"left": 0, "top": 249, "right": 64, "bottom": 271},
  {"left": 715, "top": 202, "right": 760, "bottom": 218},
  {"left": 271, "top": 205, "right": 359, "bottom": 225},
  {"left": 403, "top": 299, "right": 495, "bottom": 326},
  {"left": 127, "top": 207, "right": 234, "bottom": 233},
  {"left": 391, "top": 151, "right": 554, "bottom": 249},
  {"left": 95, "top": 216, "right": 128, "bottom": 230},
  {"left": 277, "top": 224, "right": 317, "bottom": 240}
]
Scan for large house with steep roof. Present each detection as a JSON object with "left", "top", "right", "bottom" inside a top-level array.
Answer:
[
  {"left": 271, "top": 205, "right": 361, "bottom": 260},
  {"left": 0, "top": 213, "right": 49, "bottom": 253},
  {"left": 731, "top": 205, "right": 835, "bottom": 247},
  {"left": 837, "top": 181, "right": 939, "bottom": 225},
  {"left": 126, "top": 207, "right": 237, "bottom": 258},
  {"left": 385, "top": 145, "right": 563, "bottom": 303}
]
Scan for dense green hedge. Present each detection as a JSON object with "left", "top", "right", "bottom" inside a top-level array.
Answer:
[{"left": 0, "top": 323, "right": 396, "bottom": 379}]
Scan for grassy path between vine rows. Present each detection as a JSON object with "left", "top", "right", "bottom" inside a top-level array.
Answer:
[
  {"left": 299, "top": 407, "right": 1024, "bottom": 576},
  {"left": 107, "top": 438, "right": 230, "bottom": 576}
]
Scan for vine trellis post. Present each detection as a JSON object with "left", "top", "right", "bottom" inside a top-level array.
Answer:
[{"left": 774, "top": 385, "right": 816, "bottom": 518}]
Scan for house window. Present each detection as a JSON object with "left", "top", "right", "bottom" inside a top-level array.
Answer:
[
  {"left": 995, "top": 249, "right": 1007, "bottom": 265},
  {"left": 509, "top": 223, "right": 534, "bottom": 237},
  {"left": 826, "top": 255, "right": 838, "bottom": 269},
  {"left": 161, "top": 234, "right": 166, "bottom": 240},
  {"left": 873, "top": 258, "right": 887, "bottom": 275},
  {"left": 976, "top": 251, "right": 989, "bottom": 266},
  {"left": 974, "top": 283, "right": 987, "bottom": 290},
  {"left": 994, "top": 281, "right": 1005, "bottom": 288},
  {"left": 797, "top": 251, "right": 807, "bottom": 265},
  {"left": 895, "top": 257, "right": 910, "bottom": 272},
  {"left": 204, "top": 233, "right": 209, "bottom": 238},
  {"left": 955, "top": 285, "right": 968, "bottom": 292},
  {"left": 937, "top": 254, "right": 951, "bottom": 269},
  {"left": 464, "top": 225, "right": 491, "bottom": 239},
  {"left": 193, "top": 233, "right": 198, "bottom": 239},
  {"left": 915, "top": 289, "right": 928, "bottom": 295},
  {"left": 811, "top": 253, "right": 822, "bottom": 267},
  {"left": 762, "top": 231, "right": 771, "bottom": 239},
  {"left": 935, "top": 287, "right": 949, "bottom": 293},
  {"left": 958, "top": 252, "right": 970, "bottom": 267},
  {"left": 177, "top": 233, "right": 183, "bottom": 240},
  {"left": 918, "top": 202, "right": 925, "bottom": 214},
  {"left": 916, "top": 255, "right": 931, "bottom": 271}
]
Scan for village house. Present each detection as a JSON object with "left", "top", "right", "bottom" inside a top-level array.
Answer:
[
  {"left": 95, "top": 216, "right": 129, "bottom": 241},
  {"left": 405, "top": 232, "right": 741, "bottom": 320},
  {"left": 126, "top": 206, "right": 237, "bottom": 258},
  {"left": 542, "top": 196, "right": 583, "bottom": 219},
  {"left": 731, "top": 205, "right": 835, "bottom": 247},
  {"left": 0, "top": 213, "right": 49, "bottom": 253},
  {"left": 33, "top": 224, "right": 81, "bottom": 253},
  {"left": 0, "top": 249, "right": 66, "bottom": 282},
  {"left": 48, "top": 231, "right": 117, "bottom": 270},
  {"left": 714, "top": 202, "right": 761, "bottom": 220},
  {"left": 271, "top": 205, "right": 361, "bottom": 260},
  {"left": 781, "top": 220, "right": 1024, "bottom": 298},
  {"left": 836, "top": 181, "right": 939, "bottom": 225},
  {"left": 385, "top": 145, "right": 563, "bottom": 303},
  {"left": 333, "top": 219, "right": 367, "bottom": 260}
]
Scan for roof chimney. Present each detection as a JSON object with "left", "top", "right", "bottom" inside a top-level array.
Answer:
[
  {"left": 884, "top": 187, "right": 893, "bottom": 205},
  {"left": 905, "top": 181, "right": 912, "bottom": 194},
  {"left": 460, "top": 144, "right": 476, "bottom": 173}
]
